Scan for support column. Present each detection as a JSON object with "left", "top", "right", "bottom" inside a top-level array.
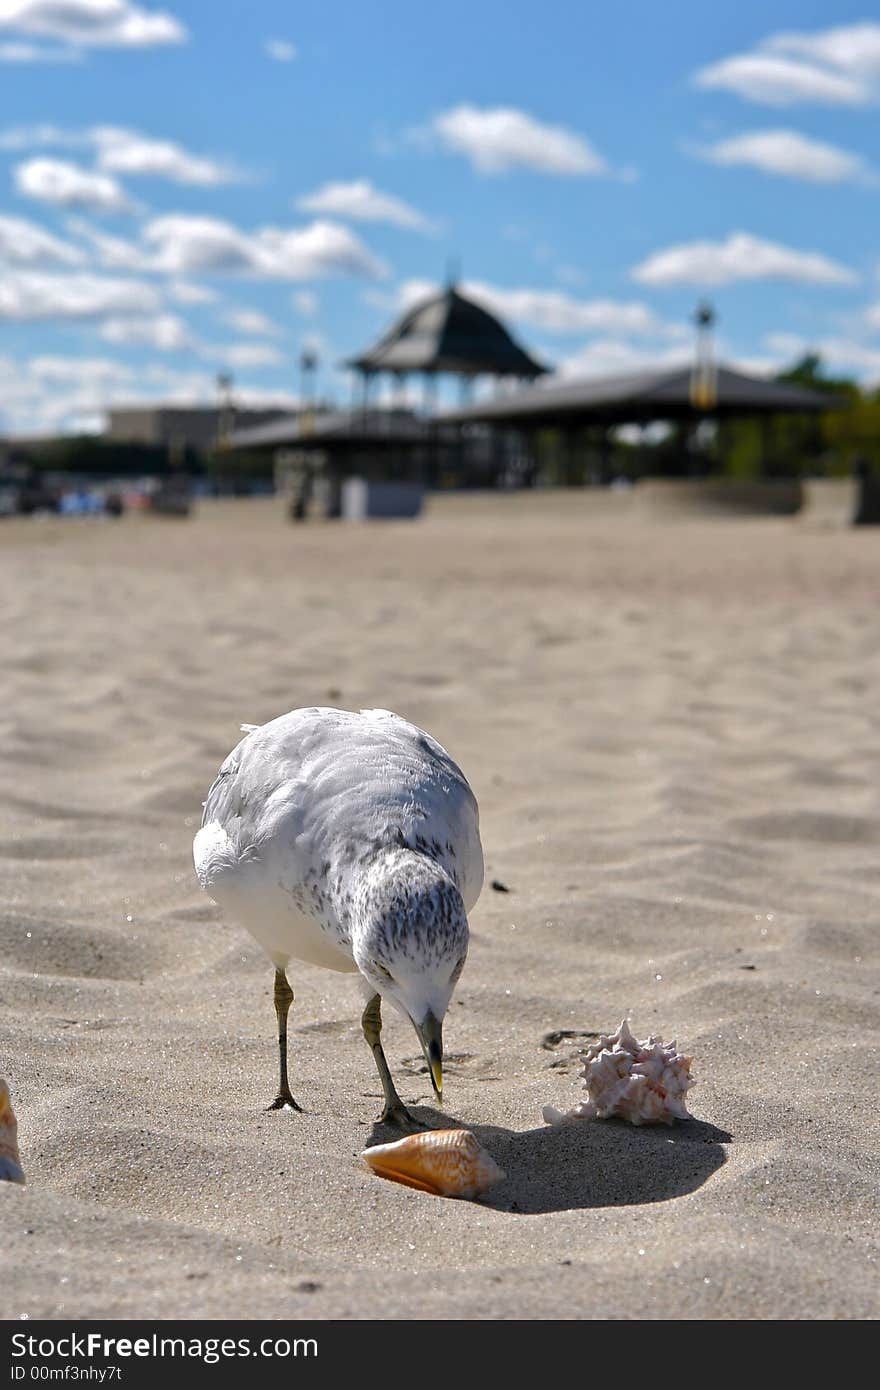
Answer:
[{"left": 562, "top": 423, "right": 580, "bottom": 487}]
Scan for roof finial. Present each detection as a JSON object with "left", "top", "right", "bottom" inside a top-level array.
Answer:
[{"left": 445, "top": 256, "right": 460, "bottom": 290}]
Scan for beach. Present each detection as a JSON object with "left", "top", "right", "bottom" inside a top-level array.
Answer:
[{"left": 1, "top": 491, "right": 878, "bottom": 1320}]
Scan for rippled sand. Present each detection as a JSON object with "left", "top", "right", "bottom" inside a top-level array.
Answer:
[{"left": 1, "top": 492, "right": 878, "bottom": 1319}]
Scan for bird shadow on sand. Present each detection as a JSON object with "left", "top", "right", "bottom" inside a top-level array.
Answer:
[{"left": 366, "top": 1109, "right": 731, "bottom": 1214}]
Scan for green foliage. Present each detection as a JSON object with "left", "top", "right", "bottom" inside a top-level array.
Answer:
[
  {"left": 648, "top": 356, "right": 870, "bottom": 480},
  {"left": 823, "top": 397, "right": 880, "bottom": 473},
  {"left": 718, "top": 418, "right": 762, "bottom": 478},
  {"left": 776, "top": 353, "right": 858, "bottom": 400}
]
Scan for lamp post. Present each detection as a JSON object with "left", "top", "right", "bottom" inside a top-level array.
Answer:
[
  {"left": 690, "top": 301, "right": 717, "bottom": 410},
  {"left": 216, "top": 372, "right": 235, "bottom": 449},
  {"left": 299, "top": 349, "right": 317, "bottom": 409},
  {"left": 290, "top": 350, "right": 319, "bottom": 522}
]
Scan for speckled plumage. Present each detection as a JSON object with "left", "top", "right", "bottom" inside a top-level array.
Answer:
[{"left": 193, "top": 707, "right": 483, "bottom": 1032}]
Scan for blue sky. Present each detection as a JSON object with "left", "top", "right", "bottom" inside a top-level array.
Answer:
[{"left": 1, "top": 0, "right": 879, "bottom": 434}]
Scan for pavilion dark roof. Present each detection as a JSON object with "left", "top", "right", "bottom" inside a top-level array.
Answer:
[
  {"left": 228, "top": 409, "right": 437, "bottom": 451},
  {"left": 347, "top": 286, "right": 548, "bottom": 379},
  {"left": 442, "top": 364, "right": 842, "bottom": 425}
]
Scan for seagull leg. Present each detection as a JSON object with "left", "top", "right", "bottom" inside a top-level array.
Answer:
[
  {"left": 268, "top": 967, "right": 303, "bottom": 1112},
  {"left": 361, "top": 993, "right": 419, "bottom": 1127}
]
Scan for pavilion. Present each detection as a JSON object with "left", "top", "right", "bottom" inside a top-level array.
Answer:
[
  {"left": 228, "top": 284, "right": 549, "bottom": 502},
  {"left": 346, "top": 282, "right": 547, "bottom": 406},
  {"left": 440, "top": 362, "right": 840, "bottom": 486},
  {"left": 227, "top": 291, "right": 846, "bottom": 496}
]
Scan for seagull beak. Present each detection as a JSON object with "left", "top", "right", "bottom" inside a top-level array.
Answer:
[{"left": 414, "top": 1011, "right": 443, "bottom": 1105}]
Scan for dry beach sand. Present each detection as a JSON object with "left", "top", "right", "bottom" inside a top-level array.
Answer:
[{"left": 1, "top": 490, "right": 878, "bottom": 1320}]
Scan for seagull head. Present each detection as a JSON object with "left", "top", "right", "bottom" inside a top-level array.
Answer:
[{"left": 353, "top": 851, "right": 469, "bottom": 1104}]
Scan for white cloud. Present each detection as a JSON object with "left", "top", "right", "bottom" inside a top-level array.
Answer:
[
  {"left": 694, "top": 24, "right": 880, "bottom": 107},
  {"left": 292, "top": 290, "right": 318, "bottom": 316},
  {"left": 764, "top": 331, "right": 815, "bottom": 358},
  {"left": 14, "top": 156, "right": 131, "bottom": 211},
  {"left": 397, "top": 277, "right": 676, "bottom": 337},
  {"left": 0, "top": 354, "right": 298, "bottom": 437},
  {"left": 0, "top": 122, "right": 238, "bottom": 184},
  {"left": 432, "top": 104, "right": 607, "bottom": 175},
  {"left": 0, "top": 122, "right": 236, "bottom": 183},
  {"left": 471, "top": 282, "right": 677, "bottom": 336},
  {"left": 214, "top": 342, "right": 286, "bottom": 368},
  {"left": 29, "top": 354, "right": 134, "bottom": 382},
  {"left": 64, "top": 216, "right": 149, "bottom": 268},
  {"left": 765, "top": 329, "right": 880, "bottom": 381},
  {"left": 0, "top": 122, "right": 77, "bottom": 148},
  {"left": 296, "top": 179, "right": 434, "bottom": 231},
  {"left": 0, "top": 39, "right": 81, "bottom": 59},
  {"left": 555, "top": 337, "right": 787, "bottom": 383},
  {"left": 0, "top": 213, "right": 83, "bottom": 265},
  {"left": 556, "top": 339, "right": 693, "bottom": 379},
  {"left": 142, "top": 214, "right": 386, "bottom": 279},
  {"left": 265, "top": 37, "right": 295, "bottom": 61},
  {"left": 698, "top": 128, "right": 873, "bottom": 183},
  {"left": 99, "top": 312, "right": 194, "bottom": 350},
  {"left": 168, "top": 279, "right": 216, "bottom": 304},
  {"left": 139, "top": 214, "right": 276, "bottom": 273},
  {"left": 724, "top": 353, "right": 785, "bottom": 378},
  {"left": 64, "top": 412, "right": 106, "bottom": 432},
  {"left": 223, "top": 308, "right": 282, "bottom": 336},
  {"left": 766, "top": 23, "right": 880, "bottom": 78},
  {"left": 0, "top": 351, "right": 134, "bottom": 435},
  {"left": 95, "top": 312, "right": 289, "bottom": 365},
  {"left": 694, "top": 53, "right": 871, "bottom": 106},
  {"left": 0, "top": 1, "right": 187, "bottom": 49},
  {"left": 92, "top": 126, "right": 238, "bottom": 185},
  {"left": 97, "top": 307, "right": 282, "bottom": 361},
  {"left": 632, "top": 232, "right": 857, "bottom": 287},
  {"left": 60, "top": 211, "right": 384, "bottom": 282},
  {"left": 0, "top": 269, "right": 160, "bottom": 320}
]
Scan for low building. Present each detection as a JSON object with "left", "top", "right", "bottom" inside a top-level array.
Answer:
[{"left": 107, "top": 405, "right": 290, "bottom": 454}]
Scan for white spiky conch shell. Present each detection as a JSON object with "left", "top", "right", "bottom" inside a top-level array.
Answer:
[
  {"left": 0, "top": 1079, "right": 25, "bottom": 1185},
  {"left": 542, "top": 1018, "right": 696, "bottom": 1127},
  {"left": 362, "top": 1128, "right": 505, "bottom": 1199}
]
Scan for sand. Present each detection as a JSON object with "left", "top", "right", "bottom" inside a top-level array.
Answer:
[{"left": 1, "top": 490, "right": 878, "bottom": 1321}]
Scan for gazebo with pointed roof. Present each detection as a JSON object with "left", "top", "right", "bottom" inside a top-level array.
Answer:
[{"left": 347, "top": 283, "right": 548, "bottom": 382}]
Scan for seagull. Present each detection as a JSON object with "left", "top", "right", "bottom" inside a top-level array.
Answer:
[{"left": 193, "top": 707, "right": 483, "bottom": 1126}]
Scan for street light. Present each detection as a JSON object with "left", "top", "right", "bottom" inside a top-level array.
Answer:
[
  {"left": 299, "top": 350, "right": 318, "bottom": 405},
  {"left": 690, "top": 301, "right": 717, "bottom": 410},
  {"left": 216, "top": 372, "right": 235, "bottom": 449},
  {"left": 298, "top": 350, "right": 318, "bottom": 440}
]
